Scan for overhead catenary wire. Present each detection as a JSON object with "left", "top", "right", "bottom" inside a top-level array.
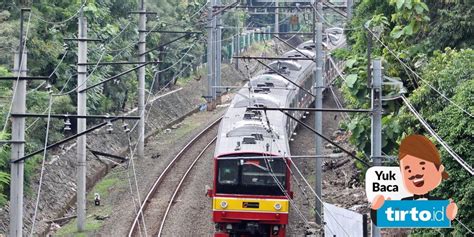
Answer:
[
  {"left": 366, "top": 27, "right": 473, "bottom": 118},
  {"left": 29, "top": 93, "right": 53, "bottom": 236},
  {"left": 261, "top": 108, "right": 344, "bottom": 236},
  {"left": 455, "top": 218, "right": 474, "bottom": 234},
  {"left": 126, "top": 136, "right": 148, "bottom": 237},
  {"left": 2, "top": 10, "right": 32, "bottom": 133},
  {"left": 27, "top": 50, "right": 69, "bottom": 95},
  {"left": 30, "top": 0, "right": 86, "bottom": 25},
  {"left": 401, "top": 95, "right": 473, "bottom": 175}
]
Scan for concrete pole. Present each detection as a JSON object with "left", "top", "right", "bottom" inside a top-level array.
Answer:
[
  {"left": 235, "top": 32, "right": 240, "bottom": 70},
  {"left": 212, "top": 0, "right": 217, "bottom": 109},
  {"left": 347, "top": 0, "right": 353, "bottom": 20},
  {"left": 215, "top": 0, "right": 222, "bottom": 104},
  {"left": 9, "top": 9, "right": 27, "bottom": 237},
  {"left": 371, "top": 59, "right": 383, "bottom": 237},
  {"left": 206, "top": 0, "right": 214, "bottom": 110},
  {"left": 274, "top": 0, "right": 279, "bottom": 36},
  {"left": 314, "top": 21, "right": 324, "bottom": 225},
  {"left": 76, "top": 13, "right": 88, "bottom": 232},
  {"left": 137, "top": 0, "right": 146, "bottom": 158}
]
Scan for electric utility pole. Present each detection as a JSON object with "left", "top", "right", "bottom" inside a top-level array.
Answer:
[
  {"left": 215, "top": 0, "right": 222, "bottom": 104},
  {"left": 274, "top": 0, "right": 279, "bottom": 36},
  {"left": 314, "top": 22, "right": 324, "bottom": 226},
  {"left": 137, "top": 0, "right": 146, "bottom": 158},
  {"left": 347, "top": 0, "right": 353, "bottom": 20},
  {"left": 76, "top": 10, "right": 88, "bottom": 232},
  {"left": 314, "top": 1, "right": 324, "bottom": 225},
  {"left": 9, "top": 8, "right": 29, "bottom": 237},
  {"left": 206, "top": 0, "right": 214, "bottom": 110},
  {"left": 371, "top": 59, "right": 383, "bottom": 237}
]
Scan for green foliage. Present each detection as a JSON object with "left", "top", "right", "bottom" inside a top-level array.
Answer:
[
  {"left": 405, "top": 48, "right": 474, "bottom": 235},
  {"left": 389, "top": 0, "right": 430, "bottom": 39},
  {"left": 344, "top": 0, "right": 473, "bottom": 233},
  {"left": 0, "top": 0, "right": 239, "bottom": 206},
  {"left": 0, "top": 132, "right": 10, "bottom": 206}
]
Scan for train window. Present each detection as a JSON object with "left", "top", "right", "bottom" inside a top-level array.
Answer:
[
  {"left": 242, "top": 159, "right": 285, "bottom": 187},
  {"left": 265, "top": 82, "right": 274, "bottom": 87},
  {"left": 216, "top": 157, "right": 287, "bottom": 196},
  {"left": 242, "top": 136, "right": 257, "bottom": 144},
  {"left": 218, "top": 160, "right": 238, "bottom": 185},
  {"left": 251, "top": 133, "right": 264, "bottom": 140}
]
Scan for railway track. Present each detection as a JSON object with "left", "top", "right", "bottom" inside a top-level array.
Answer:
[{"left": 127, "top": 117, "right": 222, "bottom": 237}]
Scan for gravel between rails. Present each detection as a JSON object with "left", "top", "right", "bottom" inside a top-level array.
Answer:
[
  {"left": 159, "top": 143, "right": 216, "bottom": 237},
  {"left": 130, "top": 122, "right": 220, "bottom": 237}
]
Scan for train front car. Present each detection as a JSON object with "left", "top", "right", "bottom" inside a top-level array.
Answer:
[
  {"left": 210, "top": 73, "right": 294, "bottom": 237},
  {"left": 212, "top": 154, "right": 291, "bottom": 237}
]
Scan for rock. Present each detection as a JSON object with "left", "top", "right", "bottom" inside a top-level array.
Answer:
[
  {"left": 94, "top": 214, "right": 110, "bottom": 221},
  {"left": 171, "top": 123, "right": 181, "bottom": 129},
  {"left": 324, "top": 143, "right": 334, "bottom": 149}
]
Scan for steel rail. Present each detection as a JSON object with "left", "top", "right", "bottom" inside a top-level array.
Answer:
[
  {"left": 157, "top": 136, "right": 217, "bottom": 236},
  {"left": 127, "top": 117, "right": 222, "bottom": 237}
]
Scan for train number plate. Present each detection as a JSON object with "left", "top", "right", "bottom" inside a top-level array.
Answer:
[{"left": 242, "top": 202, "right": 259, "bottom": 208}]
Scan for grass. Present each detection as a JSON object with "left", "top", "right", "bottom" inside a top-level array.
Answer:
[
  {"left": 175, "top": 67, "right": 206, "bottom": 87},
  {"left": 55, "top": 171, "right": 123, "bottom": 236},
  {"left": 55, "top": 217, "right": 103, "bottom": 237}
]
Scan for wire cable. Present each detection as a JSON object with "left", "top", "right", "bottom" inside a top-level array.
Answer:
[
  {"left": 261, "top": 108, "right": 341, "bottom": 236},
  {"left": 29, "top": 92, "right": 53, "bottom": 236},
  {"left": 30, "top": 1, "right": 86, "bottom": 25},
  {"left": 2, "top": 10, "right": 32, "bottom": 133},
  {"left": 126, "top": 136, "right": 148, "bottom": 237},
  {"left": 401, "top": 95, "right": 473, "bottom": 175},
  {"left": 27, "top": 50, "right": 69, "bottom": 95},
  {"left": 366, "top": 27, "right": 473, "bottom": 118},
  {"left": 455, "top": 217, "right": 474, "bottom": 234}
]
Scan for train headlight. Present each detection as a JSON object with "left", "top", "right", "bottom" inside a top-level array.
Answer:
[
  {"left": 274, "top": 203, "right": 282, "bottom": 211},
  {"left": 220, "top": 201, "right": 228, "bottom": 209}
]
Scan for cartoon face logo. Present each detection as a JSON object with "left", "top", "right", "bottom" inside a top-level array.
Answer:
[
  {"left": 369, "top": 134, "right": 458, "bottom": 225},
  {"left": 399, "top": 155, "right": 444, "bottom": 195},
  {"left": 398, "top": 134, "right": 449, "bottom": 196}
]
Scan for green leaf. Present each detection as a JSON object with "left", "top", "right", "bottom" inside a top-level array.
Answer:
[
  {"left": 414, "top": 5, "right": 423, "bottom": 14},
  {"left": 396, "top": 0, "right": 405, "bottom": 9},
  {"left": 345, "top": 74, "right": 358, "bottom": 88},
  {"left": 403, "top": 22, "right": 414, "bottom": 35},
  {"left": 419, "top": 2, "right": 429, "bottom": 11},
  {"left": 345, "top": 59, "right": 357, "bottom": 68},
  {"left": 390, "top": 25, "right": 405, "bottom": 39},
  {"left": 405, "top": 0, "right": 412, "bottom": 9}
]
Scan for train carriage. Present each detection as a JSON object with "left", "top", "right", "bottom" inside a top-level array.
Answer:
[{"left": 208, "top": 28, "right": 345, "bottom": 237}]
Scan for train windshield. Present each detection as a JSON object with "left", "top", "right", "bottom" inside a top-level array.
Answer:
[{"left": 216, "top": 157, "right": 287, "bottom": 196}]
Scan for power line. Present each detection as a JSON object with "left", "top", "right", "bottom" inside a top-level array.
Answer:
[
  {"left": 126, "top": 136, "right": 148, "bottom": 237},
  {"left": 401, "top": 95, "right": 473, "bottom": 175},
  {"left": 27, "top": 50, "right": 69, "bottom": 95},
  {"left": 366, "top": 27, "right": 473, "bottom": 118},
  {"left": 30, "top": 1, "right": 86, "bottom": 25},
  {"left": 29, "top": 93, "right": 53, "bottom": 236},
  {"left": 258, "top": 97, "right": 350, "bottom": 235},
  {"left": 2, "top": 10, "right": 32, "bottom": 133}
]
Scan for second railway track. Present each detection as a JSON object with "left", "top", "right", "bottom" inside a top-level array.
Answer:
[{"left": 128, "top": 117, "right": 222, "bottom": 237}]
